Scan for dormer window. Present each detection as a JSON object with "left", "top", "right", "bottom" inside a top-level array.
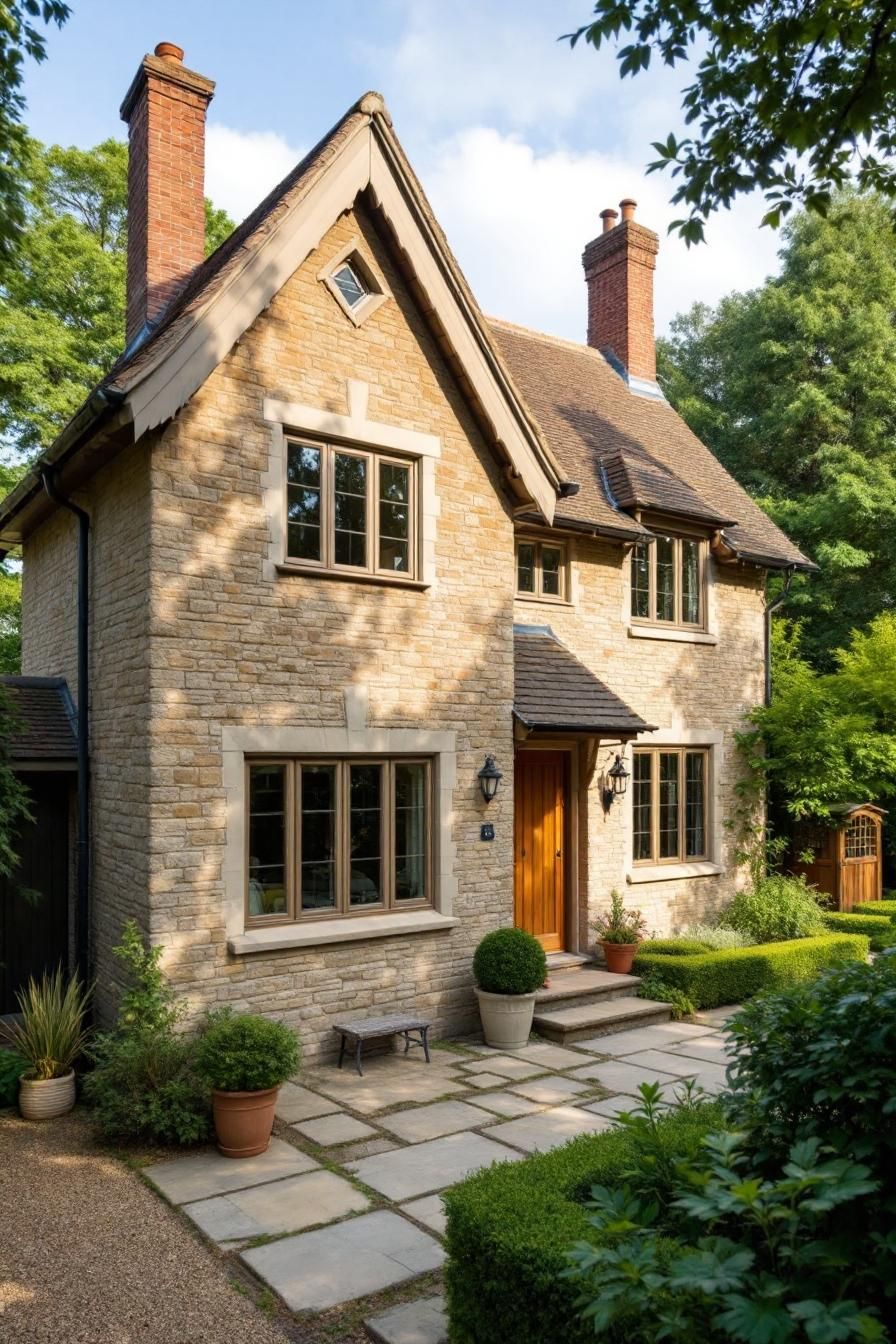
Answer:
[
  {"left": 631, "top": 534, "right": 706, "bottom": 629},
  {"left": 319, "top": 239, "right": 389, "bottom": 327}
]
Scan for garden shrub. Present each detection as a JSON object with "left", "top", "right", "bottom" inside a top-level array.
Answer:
[
  {"left": 822, "top": 910, "right": 896, "bottom": 949},
  {"left": 854, "top": 899, "right": 896, "bottom": 921},
  {"left": 195, "top": 1009, "right": 300, "bottom": 1092},
  {"left": 720, "top": 873, "right": 826, "bottom": 942},
  {"left": 633, "top": 934, "right": 868, "bottom": 1008},
  {"left": 636, "top": 971, "right": 696, "bottom": 1020},
  {"left": 84, "top": 921, "right": 210, "bottom": 1145},
  {"left": 444, "top": 1102, "right": 721, "bottom": 1344},
  {"left": 472, "top": 927, "right": 546, "bottom": 995},
  {"left": 637, "top": 937, "right": 712, "bottom": 957},
  {"left": 0, "top": 1048, "right": 26, "bottom": 1106},
  {"left": 682, "top": 922, "right": 756, "bottom": 949}
]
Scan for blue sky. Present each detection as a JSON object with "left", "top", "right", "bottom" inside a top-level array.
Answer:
[{"left": 22, "top": 0, "right": 783, "bottom": 338}]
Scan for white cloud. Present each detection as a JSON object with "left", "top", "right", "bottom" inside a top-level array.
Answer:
[{"left": 205, "top": 125, "right": 303, "bottom": 224}]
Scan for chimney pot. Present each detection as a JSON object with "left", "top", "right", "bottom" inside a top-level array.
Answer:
[
  {"left": 619, "top": 198, "right": 637, "bottom": 221},
  {"left": 154, "top": 41, "right": 184, "bottom": 62},
  {"left": 600, "top": 208, "right": 618, "bottom": 234}
]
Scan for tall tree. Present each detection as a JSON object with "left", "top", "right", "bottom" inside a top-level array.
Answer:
[
  {"left": 568, "top": 1, "right": 896, "bottom": 243},
  {"left": 0, "top": 1, "right": 71, "bottom": 264},
  {"left": 659, "top": 192, "right": 896, "bottom": 667}
]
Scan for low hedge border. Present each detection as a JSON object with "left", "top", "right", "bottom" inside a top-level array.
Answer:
[
  {"left": 822, "top": 912, "right": 896, "bottom": 950},
  {"left": 633, "top": 934, "right": 869, "bottom": 1009},
  {"left": 854, "top": 900, "right": 896, "bottom": 922},
  {"left": 443, "top": 1103, "right": 721, "bottom": 1344}
]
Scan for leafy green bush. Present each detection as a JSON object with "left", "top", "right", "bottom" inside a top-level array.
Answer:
[
  {"left": 720, "top": 874, "right": 826, "bottom": 942},
  {"left": 591, "top": 889, "right": 647, "bottom": 945},
  {"left": 84, "top": 921, "right": 210, "bottom": 1146},
  {"left": 822, "top": 910, "right": 896, "bottom": 950},
  {"left": 0, "top": 1048, "right": 26, "bottom": 1105},
  {"left": 636, "top": 971, "right": 696, "bottom": 1020},
  {"left": 633, "top": 934, "right": 868, "bottom": 1009},
  {"left": 443, "top": 1102, "right": 722, "bottom": 1344},
  {"left": 195, "top": 1009, "right": 299, "bottom": 1092},
  {"left": 682, "top": 923, "right": 756, "bottom": 949},
  {"left": 2, "top": 968, "right": 91, "bottom": 1079},
  {"left": 854, "top": 900, "right": 896, "bottom": 922},
  {"left": 472, "top": 927, "right": 546, "bottom": 995},
  {"left": 637, "top": 937, "right": 712, "bottom": 957}
]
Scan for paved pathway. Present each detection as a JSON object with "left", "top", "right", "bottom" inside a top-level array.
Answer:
[{"left": 144, "top": 1012, "right": 739, "bottom": 1343}]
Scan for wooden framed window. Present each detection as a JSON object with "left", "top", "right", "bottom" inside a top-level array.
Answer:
[
  {"left": 632, "top": 747, "right": 709, "bottom": 864},
  {"left": 516, "top": 539, "right": 568, "bottom": 600},
  {"left": 630, "top": 535, "right": 706, "bottom": 628},
  {"left": 845, "top": 815, "right": 878, "bottom": 860},
  {"left": 285, "top": 439, "right": 417, "bottom": 580},
  {"left": 245, "top": 758, "right": 433, "bottom": 925}
]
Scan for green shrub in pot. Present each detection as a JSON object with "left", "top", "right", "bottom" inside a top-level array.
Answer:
[
  {"left": 2, "top": 968, "right": 91, "bottom": 1119},
  {"left": 195, "top": 1009, "right": 300, "bottom": 1158},
  {"left": 473, "top": 928, "right": 547, "bottom": 1050}
]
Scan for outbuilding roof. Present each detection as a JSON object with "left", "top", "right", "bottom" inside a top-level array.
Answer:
[
  {"left": 0, "top": 676, "right": 77, "bottom": 764},
  {"left": 514, "top": 627, "right": 653, "bottom": 736}
]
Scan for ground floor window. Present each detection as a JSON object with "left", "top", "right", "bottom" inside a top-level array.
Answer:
[
  {"left": 632, "top": 747, "right": 709, "bottom": 864},
  {"left": 246, "top": 757, "right": 432, "bottom": 924}
]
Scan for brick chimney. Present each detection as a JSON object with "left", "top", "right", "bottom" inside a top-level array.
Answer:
[
  {"left": 582, "top": 199, "right": 659, "bottom": 384},
  {"left": 120, "top": 43, "right": 215, "bottom": 346}
]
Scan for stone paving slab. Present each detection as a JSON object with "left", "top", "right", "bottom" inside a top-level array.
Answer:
[
  {"left": 346, "top": 1131, "right": 523, "bottom": 1200},
  {"left": 365, "top": 1294, "right": 448, "bottom": 1344},
  {"left": 241, "top": 1209, "right": 444, "bottom": 1312},
  {"left": 511, "top": 1076, "right": 591, "bottom": 1105},
  {"left": 625, "top": 1049, "right": 702, "bottom": 1078},
  {"left": 685, "top": 1064, "right": 730, "bottom": 1094},
  {"left": 182, "top": 1169, "right": 369, "bottom": 1244},
  {"left": 378, "top": 1100, "right": 493, "bottom": 1143},
  {"left": 572, "top": 1022, "right": 715, "bottom": 1056},
  {"left": 308, "top": 1071, "right": 467, "bottom": 1115},
  {"left": 461, "top": 1056, "right": 547, "bottom": 1080},
  {"left": 467, "top": 1091, "right": 545, "bottom": 1117},
  {"left": 291, "top": 1113, "right": 379, "bottom": 1145},
  {"left": 504, "top": 1042, "right": 594, "bottom": 1069},
  {"left": 400, "top": 1194, "right": 448, "bottom": 1236},
  {"left": 569, "top": 1059, "right": 683, "bottom": 1093},
  {"left": 145, "top": 1138, "right": 318, "bottom": 1205},
  {"left": 665, "top": 1035, "right": 732, "bottom": 1065},
  {"left": 483, "top": 1105, "right": 613, "bottom": 1153},
  {"left": 276, "top": 1082, "right": 342, "bottom": 1123},
  {"left": 698, "top": 1006, "right": 741, "bottom": 1027},
  {"left": 461, "top": 1072, "right": 511, "bottom": 1090},
  {"left": 580, "top": 1093, "right": 642, "bottom": 1119}
]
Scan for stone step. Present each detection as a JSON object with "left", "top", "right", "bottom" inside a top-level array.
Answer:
[
  {"left": 544, "top": 952, "right": 594, "bottom": 975},
  {"left": 533, "top": 996, "right": 673, "bottom": 1044},
  {"left": 536, "top": 968, "right": 641, "bottom": 1010}
]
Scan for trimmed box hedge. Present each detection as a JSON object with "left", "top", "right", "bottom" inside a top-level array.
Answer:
[
  {"left": 443, "top": 1103, "right": 721, "bottom": 1344},
  {"left": 854, "top": 900, "right": 896, "bottom": 921},
  {"left": 822, "top": 911, "right": 896, "bottom": 950},
  {"left": 633, "top": 934, "right": 869, "bottom": 1009}
]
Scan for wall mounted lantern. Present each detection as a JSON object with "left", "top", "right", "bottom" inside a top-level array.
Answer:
[
  {"left": 478, "top": 755, "right": 503, "bottom": 803},
  {"left": 601, "top": 753, "right": 630, "bottom": 813}
]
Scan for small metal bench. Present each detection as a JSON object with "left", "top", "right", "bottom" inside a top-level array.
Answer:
[{"left": 333, "top": 1014, "right": 432, "bottom": 1077}]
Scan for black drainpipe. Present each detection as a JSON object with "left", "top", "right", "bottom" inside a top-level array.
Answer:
[
  {"left": 40, "top": 468, "right": 90, "bottom": 984},
  {"left": 764, "top": 567, "right": 795, "bottom": 706}
]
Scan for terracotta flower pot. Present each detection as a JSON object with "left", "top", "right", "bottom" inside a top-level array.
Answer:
[
  {"left": 601, "top": 941, "right": 640, "bottom": 975},
  {"left": 212, "top": 1085, "right": 279, "bottom": 1158},
  {"left": 19, "top": 1068, "right": 76, "bottom": 1121}
]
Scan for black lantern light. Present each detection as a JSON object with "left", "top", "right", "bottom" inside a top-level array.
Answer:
[
  {"left": 602, "top": 753, "right": 630, "bottom": 812},
  {"left": 478, "top": 755, "right": 503, "bottom": 803}
]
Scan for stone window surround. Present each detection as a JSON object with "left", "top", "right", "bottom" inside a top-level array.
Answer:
[
  {"left": 515, "top": 534, "right": 572, "bottom": 606},
  {"left": 624, "top": 726, "right": 724, "bottom": 884},
  {"left": 318, "top": 235, "right": 390, "bottom": 327},
  {"left": 623, "top": 535, "right": 718, "bottom": 646},
  {"left": 224, "top": 691, "right": 459, "bottom": 955},
  {"left": 261, "top": 379, "right": 441, "bottom": 588}
]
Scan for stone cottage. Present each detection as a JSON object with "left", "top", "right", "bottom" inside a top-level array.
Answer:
[{"left": 0, "top": 43, "right": 812, "bottom": 1050}]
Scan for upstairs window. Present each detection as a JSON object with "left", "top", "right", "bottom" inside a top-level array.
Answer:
[
  {"left": 331, "top": 261, "right": 369, "bottom": 309},
  {"left": 631, "top": 535, "right": 705, "bottom": 628},
  {"left": 633, "top": 747, "right": 709, "bottom": 865},
  {"left": 516, "top": 539, "right": 568, "bottom": 601},
  {"left": 286, "top": 439, "right": 416, "bottom": 579},
  {"left": 321, "top": 243, "right": 388, "bottom": 326}
]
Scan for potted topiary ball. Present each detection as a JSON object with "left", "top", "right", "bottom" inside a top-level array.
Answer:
[
  {"left": 195, "top": 1009, "right": 300, "bottom": 1158},
  {"left": 591, "top": 889, "right": 648, "bottom": 974},
  {"left": 473, "top": 927, "right": 547, "bottom": 1050}
]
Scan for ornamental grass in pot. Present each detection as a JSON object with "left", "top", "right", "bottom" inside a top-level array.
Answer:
[
  {"left": 473, "top": 927, "right": 547, "bottom": 1050},
  {"left": 195, "top": 1009, "right": 300, "bottom": 1158},
  {"left": 2, "top": 968, "right": 91, "bottom": 1120},
  {"left": 592, "top": 889, "right": 648, "bottom": 974}
]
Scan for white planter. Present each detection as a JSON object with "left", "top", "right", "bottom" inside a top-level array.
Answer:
[
  {"left": 475, "top": 988, "right": 537, "bottom": 1050},
  {"left": 19, "top": 1068, "right": 76, "bottom": 1121}
]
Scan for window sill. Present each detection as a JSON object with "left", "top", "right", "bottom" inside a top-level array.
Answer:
[
  {"left": 516, "top": 593, "right": 573, "bottom": 608},
  {"left": 627, "top": 861, "right": 723, "bottom": 885},
  {"left": 228, "top": 909, "right": 458, "bottom": 955},
  {"left": 275, "top": 564, "right": 429, "bottom": 592},
  {"left": 628, "top": 624, "right": 717, "bottom": 646}
]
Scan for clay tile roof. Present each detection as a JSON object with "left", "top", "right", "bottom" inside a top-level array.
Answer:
[
  {"left": 490, "top": 319, "right": 814, "bottom": 571},
  {"left": 0, "top": 676, "right": 77, "bottom": 762},
  {"left": 602, "top": 449, "right": 735, "bottom": 528},
  {"left": 514, "top": 628, "right": 653, "bottom": 735}
]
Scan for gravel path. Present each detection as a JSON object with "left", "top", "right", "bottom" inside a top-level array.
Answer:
[{"left": 0, "top": 1111, "right": 292, "bottom": 1343}]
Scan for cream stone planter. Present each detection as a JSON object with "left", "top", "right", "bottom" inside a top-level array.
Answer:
[
  {"left": 475, "top": 988, "right": 537, "bottom": 1050},
  {"left": 19, "top": 1068, "right": 76, "bottom": 1121}
]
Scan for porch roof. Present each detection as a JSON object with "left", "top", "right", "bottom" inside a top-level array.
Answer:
[
  {"left": 513, "top": 627, "right": 653, "bottom": 737},
  {"left": 0, "top": 676, "right": 77, "bottom": 765}
]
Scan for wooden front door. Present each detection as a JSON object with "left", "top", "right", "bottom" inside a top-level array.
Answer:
[{"left": 514, "top": 750, "right": 567, "bottom": 952}]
